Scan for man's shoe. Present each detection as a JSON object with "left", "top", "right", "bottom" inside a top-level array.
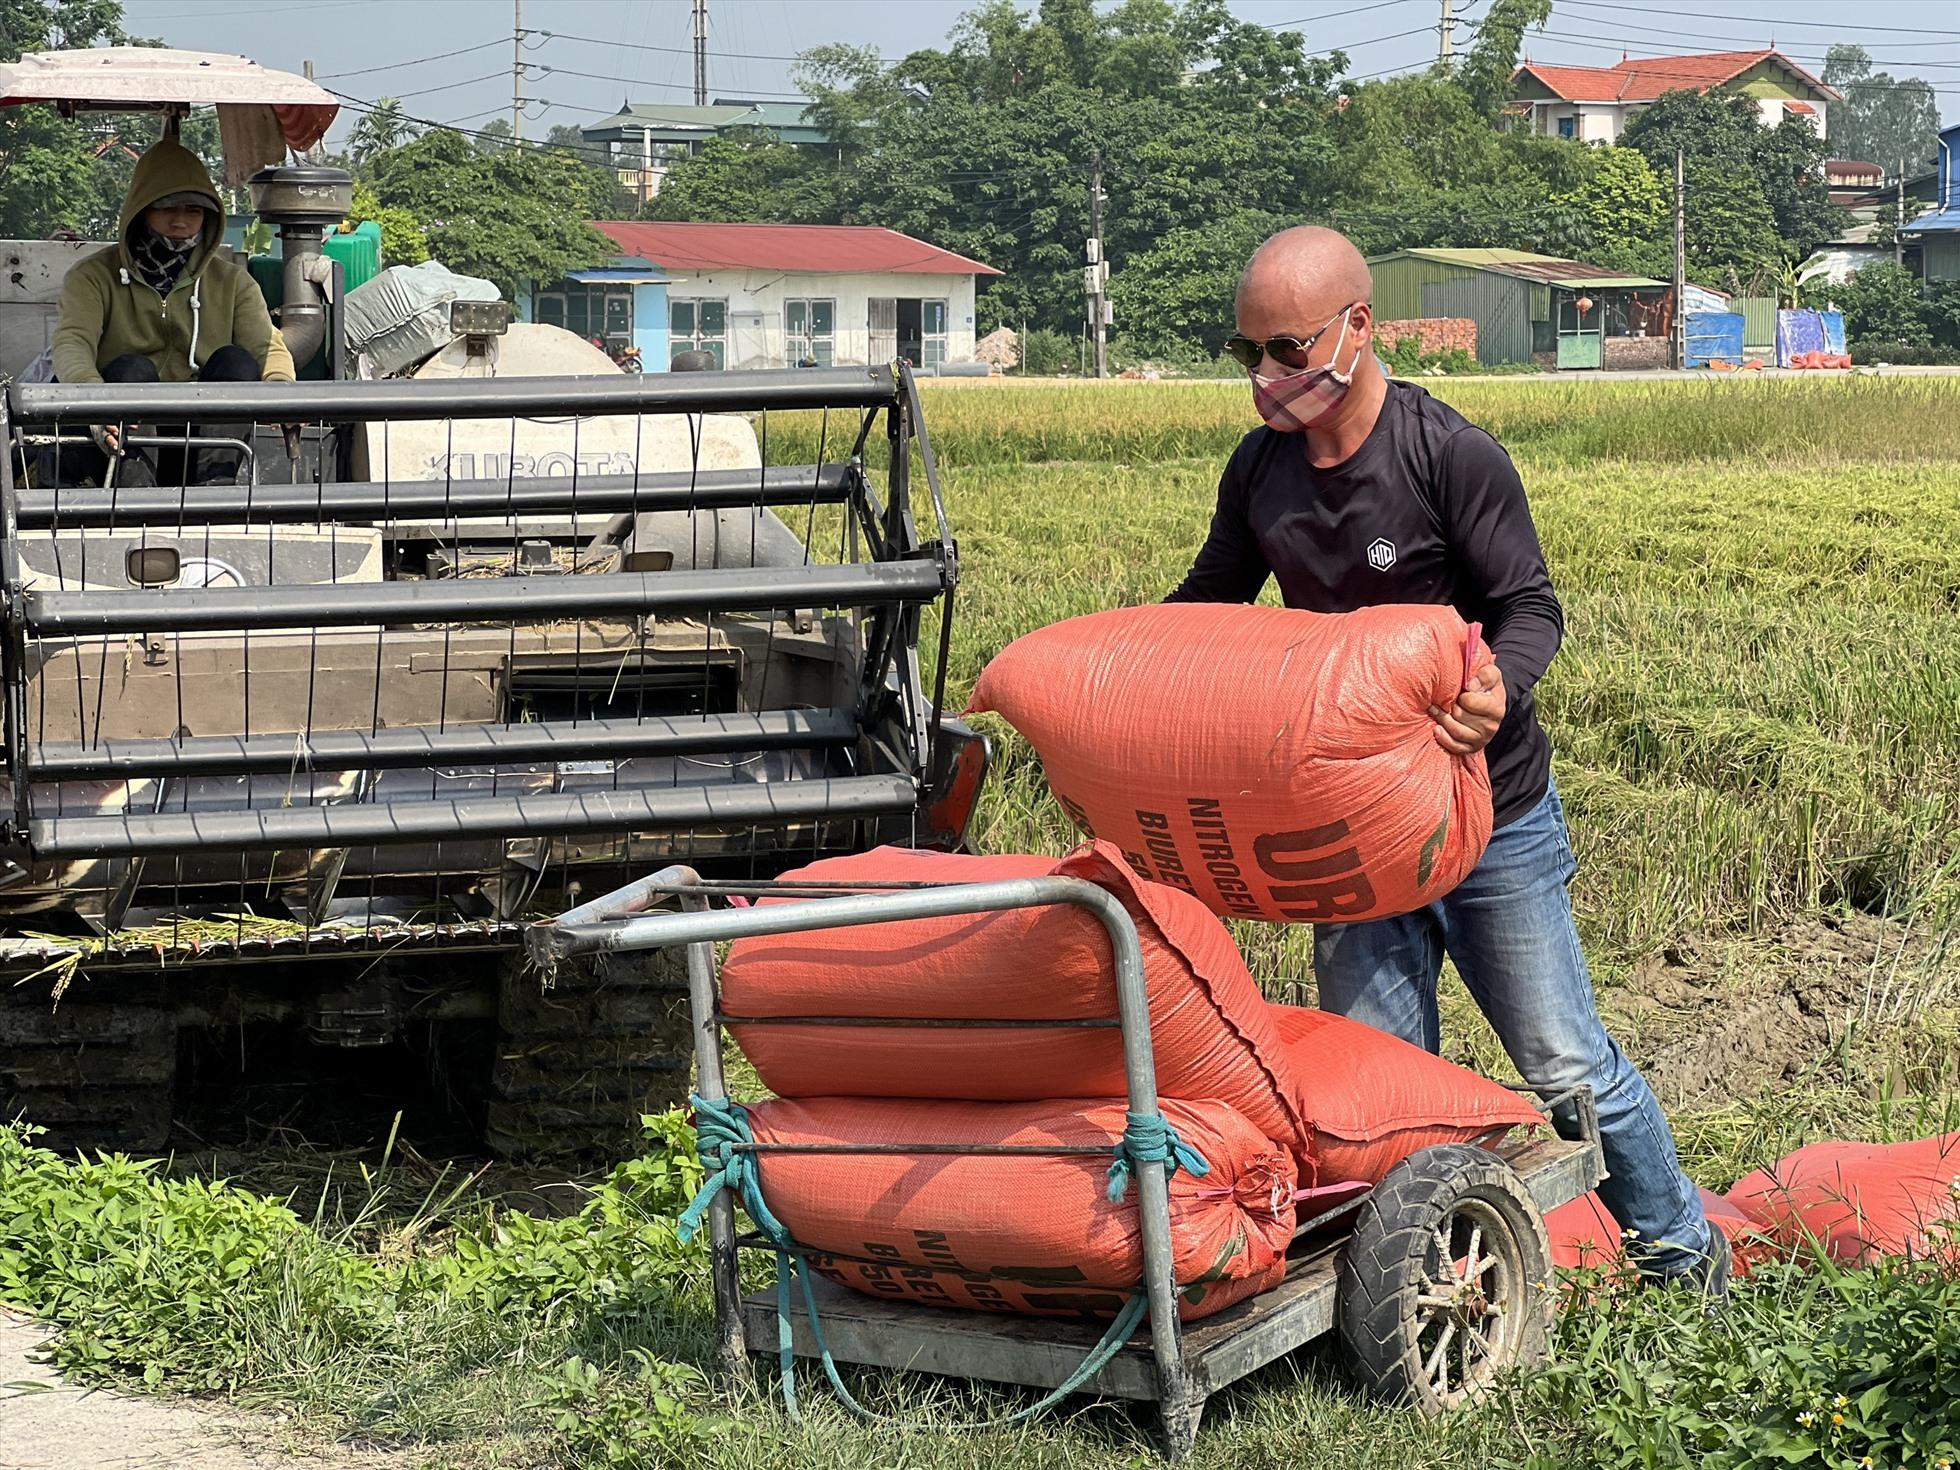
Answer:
[{"left": 1672, "top": 1223, "right": 1732, "bottom": 1314}]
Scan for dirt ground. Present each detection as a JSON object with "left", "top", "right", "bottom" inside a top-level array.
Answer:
[
  {"left": 1610, "top": 911, "right": 1959, "bottom": 1107},
  {"left": 0, "top": 1310, "right": 404, "bottom": 1470}
]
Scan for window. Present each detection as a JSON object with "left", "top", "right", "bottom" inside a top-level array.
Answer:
[
  {"left": 1557, "top": 115, "right": 1576, "bottom": 140},
  {"left": 670, "top": 297, "right": 727, "bottom": 368},
  {"left": 785, "top": 298, "right": 835, "bottom": 366},
  {"left": 921, "top": 298, "right": 949, "bottom": 369},
  {"left": 534, "top": 283, "right": 634, "bottom": 351}
]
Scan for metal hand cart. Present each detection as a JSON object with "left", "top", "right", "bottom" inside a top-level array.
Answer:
[{"left": 533, "top": 865, "right": 1605, "bottom": 1460}]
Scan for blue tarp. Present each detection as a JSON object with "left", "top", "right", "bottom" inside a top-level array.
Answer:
[
  {"left": 1776, "top": 309, "right": 1848, "bottom": 366},
  {"left": 1685, "top": 312, "right": 1746, "bottom": 368}
]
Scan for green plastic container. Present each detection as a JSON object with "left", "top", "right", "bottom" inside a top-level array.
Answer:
[{"left": 244, "top": 222, "right": 385, "bottom": 379}]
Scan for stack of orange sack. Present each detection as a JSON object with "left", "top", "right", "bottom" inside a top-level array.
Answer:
[
  {"left": 1545, "top": 1132, "right": 1960, "bottom": 1279},
  {"left": 720, "top": 842, "right": 1548, "bottom": 1320},
  {"left": 1788, "top": 349, "right": 1853, "bottom": 370}
]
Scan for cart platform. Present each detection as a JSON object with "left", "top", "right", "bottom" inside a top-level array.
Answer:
[{"left": 746, "top": 1130, "right": 1600, "bottom": 1404}]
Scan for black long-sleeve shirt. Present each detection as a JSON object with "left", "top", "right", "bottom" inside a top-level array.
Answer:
[{"left": 1167, "top": 380, "right": 1563, "bottom": 829}]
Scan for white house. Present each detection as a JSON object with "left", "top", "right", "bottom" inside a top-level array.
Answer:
[
  {"left": 520, "top": 222, "right": 1000, "bottom": 372},
  {"left": 1508, "top": 49, "right": 1838, "bottom": 146}
]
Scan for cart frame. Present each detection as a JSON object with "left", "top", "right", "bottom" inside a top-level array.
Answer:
[{"left": 534, "top": 864, "right": 1606, "bottom": 1458}]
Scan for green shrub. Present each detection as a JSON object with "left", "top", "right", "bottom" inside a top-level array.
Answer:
[
  {"left": 1017, "top": 327, "right": 1077, "bottom": 375},
  {"left": 1505, "top": 1247, "right": 1960, "bottom": 1470}
]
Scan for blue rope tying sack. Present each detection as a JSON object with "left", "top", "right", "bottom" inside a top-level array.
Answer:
[
  {"left": 1106, "top": 1109, "right": 1210, "bottom": 1201},
  {"left": 675, "top": 1093, "right": 1210, "bottom": 1426}
]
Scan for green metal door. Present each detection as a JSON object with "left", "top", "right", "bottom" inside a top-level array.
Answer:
[{"left": 1555, "top": 292, "right": 1602, "bottom": 369}]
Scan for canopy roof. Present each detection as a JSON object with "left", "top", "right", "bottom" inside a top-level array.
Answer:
[{"left": 0, "top": 48, "right": 338, "bottom": 183}]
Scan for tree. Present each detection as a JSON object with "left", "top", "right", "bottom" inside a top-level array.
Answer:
[
  {"left": 1555, "top": 146, "right": 1669, "bottom": 276},
  {"left": 1823, "top": 45, "right": 1940, "bottom": 178},
  {"left": 364, "top": 128, "right": 612, "bottom": 297},
  {"left": 1621, "top": 90, "right": 1845, "bottom": 259},
  {"left": 545, "top": 122, "right": 610, "bottom": 167},
  {"left": 0, "top": 0, "right": 135, "bottom": 237},
  {"left": 345, "top": 180, "right": 428, "bottom": 267},
  {"left": 643, "top": 128, "right": 832, "bottom": 223},
  {"left": 1107, "top": 208, "right": 1282, "bottom": 355},
  {"left": 1828, "top": 261, "right": 1931, "bottom": 349},
  {"left": 1454, "top": 0, "right": 1551, "bottom": 118},
  {"left": 348, "top": 98, "right": 415, "bottom": 171},
  {"left": 474, "top": 117, "right": 512, "bottom": 153},
  {"left": 1682, "top": 157, "right": 1782, "bottom": 283}
]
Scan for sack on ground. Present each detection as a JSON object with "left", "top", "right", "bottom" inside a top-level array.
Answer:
[
  {"left": 1544, "top": 1188, "right": 1766, "bottom": 1275},
  {"left": 721, "top": 842, "right": 1315, "bottom": 1159},
  {"left": 748, "top": 1095, "right": 1296, "bottom": 1320},
  {"left": 1264, "top": 1004, "right": 1544, "bottom": 1184},
  {"left": 1729, "top": 1132, "right": 1960, "bottom": 1263},
  {"left": 968, "top": 602, "right": 1494, "bottom": 924}
]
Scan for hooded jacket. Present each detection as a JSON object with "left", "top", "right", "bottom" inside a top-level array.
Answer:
[{"left": 50, "top": 139, "right": 295, "bottom": 385}]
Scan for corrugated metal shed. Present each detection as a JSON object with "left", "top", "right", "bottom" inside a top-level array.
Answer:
[{"left": 1372, "top": 248, "right": 1665, "bottom": 290}]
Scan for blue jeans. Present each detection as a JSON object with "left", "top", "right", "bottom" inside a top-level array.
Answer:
[{"left": 1313, "top": 777, "right": 1714, "bottom": 1276}]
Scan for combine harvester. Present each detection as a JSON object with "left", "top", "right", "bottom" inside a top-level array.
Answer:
[{"left": 0, "top": 49, "right": 985, "bottom": 1155}]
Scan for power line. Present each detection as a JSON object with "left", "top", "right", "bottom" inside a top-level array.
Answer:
[
  {"left": 526, "top": 63, "right": 811, "bottom": 102},
  {"left": 1260, "top": 0, "right": 1416, "bottom": 29},
  {"left": 318, "top": 39, "right": 504, "bottom": 81},
  {"left": 1524, "top": 12, "right": 1960, "bottom": 69},
  {"left": 1560, "top": 0, "right": 1960, "bottom": 40},
  {"left": 388, "top": 69, "right": 509, "bottom": 102}
]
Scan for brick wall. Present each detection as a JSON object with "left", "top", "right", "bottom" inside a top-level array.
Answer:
[
  {"left": 1602, "top": 335, "right": 1668, "bottom": 371},
  {"left": 1375, "top": 317, "right": 1477, "bottom": 358}
]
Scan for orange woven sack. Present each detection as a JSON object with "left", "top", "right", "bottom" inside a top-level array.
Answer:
[
  {"left": 968, "top": 603, "right": 1495, "bottom": 924},
  {"left": 1729, "top": 1132, "right": 1960, "bottom": 1263},
  {"left": 748, "top": 1095, "right": 1296, "bottom": 1320},
  {"left": 1265, "top": 1004, "right": 1543, "bottom": 1183},
  {"left": 720, "top": 842, "right": 1314, "bottom": 1159}
]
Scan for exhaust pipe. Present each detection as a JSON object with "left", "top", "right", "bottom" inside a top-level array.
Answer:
[{"left": 248, "top": 165, "right": 356, "bottom": 371}]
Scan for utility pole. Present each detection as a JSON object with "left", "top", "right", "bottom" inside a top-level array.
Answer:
[
  {"left": 512, "top": 0, "right": 524, "bottom": 140},
  {"left": 1086, "top": 151, "right": 1108, "bottom": 379},
  {"left": 1897, "top": 157, "right": 1906, "bottom": 268},
  {"left": 1671, "top": 148, "right": 1687, "bottom": 370},
  {"left": 693, "top": 0, "right": 710, "bottom": 107},
  {"left": 1438, "top": 0, "right": 1456, "bottom": 66}
]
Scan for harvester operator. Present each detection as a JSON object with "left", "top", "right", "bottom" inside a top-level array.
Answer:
[
  {"left": 46, "top": 137, "right": 293, "bottom": 486},
  {"left": 1166, "top": 225, "right": 1727, "bottom": 1295}
]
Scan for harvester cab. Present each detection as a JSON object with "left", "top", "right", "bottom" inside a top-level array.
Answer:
[{"left": 0, "top": 50, "right": 987, "bottom": 1156}]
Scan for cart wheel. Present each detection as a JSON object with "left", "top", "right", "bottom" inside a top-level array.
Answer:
[{"left": 1336, "top": 1144, "right": 1552, "bottom": 1414}]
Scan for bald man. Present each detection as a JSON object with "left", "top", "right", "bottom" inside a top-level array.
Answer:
[{"left": 1168, "top": 226, "right": 1726, "bottom": 1294}]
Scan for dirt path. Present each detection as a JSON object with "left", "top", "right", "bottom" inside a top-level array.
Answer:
[{"left": 0, "top": 1311, "right": 403, "bottom": 1470}]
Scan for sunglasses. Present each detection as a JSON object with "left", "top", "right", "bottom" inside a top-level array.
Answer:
[{"left": 1223, "top": 304, "right": 1361, "bottom": 371}]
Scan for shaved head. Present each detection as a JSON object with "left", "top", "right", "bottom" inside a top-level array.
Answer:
[{"left": 1236, "top": 226, "right": 1373, "bottom": 328}]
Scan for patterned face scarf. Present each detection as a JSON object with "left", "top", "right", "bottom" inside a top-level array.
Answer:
[{"left": 128, "top": 225, "right": 198, "bottom": 297}]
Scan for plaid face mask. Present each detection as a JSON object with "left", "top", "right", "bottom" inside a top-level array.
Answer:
[{"left": 1249, "top": 315, "right": 1357, "bottom": 433}]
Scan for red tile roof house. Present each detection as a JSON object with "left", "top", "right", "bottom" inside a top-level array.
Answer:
[
  {"left": 516, "top": 221, "right": 1000, "bottom": 372},
  {"left": 1507, "top": 49, "right": 1841, "bottom": 146}
]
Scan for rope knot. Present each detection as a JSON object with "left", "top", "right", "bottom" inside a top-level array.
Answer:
[
  {"left": 677, "top": 1093, "right": 789, "bottom": 1245},
  {"left": 1107, "top": 1109, "right": 1210, "bottom": 1202}
]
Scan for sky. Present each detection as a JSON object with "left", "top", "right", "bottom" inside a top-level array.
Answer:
[{"left": 119, "top": 0, "right": 1960, "bottom": 148}]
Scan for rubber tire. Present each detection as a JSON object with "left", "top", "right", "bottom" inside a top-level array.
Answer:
[{"left": 1336, "top": 1143, "right": 1553, "bottom": 1415}]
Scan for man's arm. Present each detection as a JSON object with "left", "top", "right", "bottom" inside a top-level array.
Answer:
[
  {"left": 50, "top": 267, "right": 109, "bottom": 385},
  {"left": 1164, "top": 449, "right": 1269, "bottom": 604},
  {"left": 1439, "top": 426, "right": 1564, "bottom": 705},
  {"left": 229, "top": 274, "right": 295, "bottom": 382}
]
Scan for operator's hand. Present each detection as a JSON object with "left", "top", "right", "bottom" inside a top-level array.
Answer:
[
  {"left": 1429, "top": 661, "right": 1506, "bottom": 757},
  {"left": 89, "top": 422, "right": 122, "bottom": 456}
]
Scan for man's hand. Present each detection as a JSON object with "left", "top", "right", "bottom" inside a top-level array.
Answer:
[
  {"left": 1429, "top": 661, "right": 1506, "bottom": 757},
  {"left": 89, "top": 422, "right": 122, "bottom": 456}
]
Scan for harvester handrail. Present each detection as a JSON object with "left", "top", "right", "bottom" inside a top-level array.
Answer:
[
  {"left": 7, "top": 365, "right": 903, "bottom": 425},
  {"left": 22, "top": 558, "right": 947, "bottom": 636},
  {"left": 15, "top": 463, "right": 859, "bottom": 529}
]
